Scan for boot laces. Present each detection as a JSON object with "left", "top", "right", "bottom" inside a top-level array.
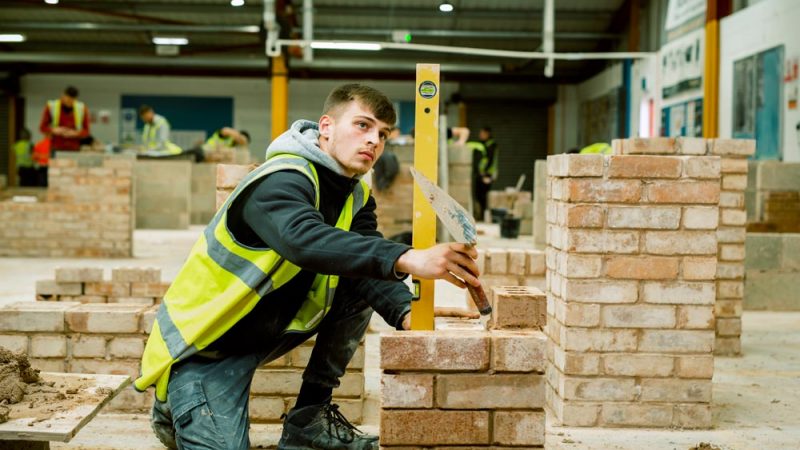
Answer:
[{"left": 323, "top": 403, "right": 363, "bottom": 443}]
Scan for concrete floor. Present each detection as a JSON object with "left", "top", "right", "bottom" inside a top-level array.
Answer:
[{"left": 1, "top": 228, "right": 797, "bottom": 449}]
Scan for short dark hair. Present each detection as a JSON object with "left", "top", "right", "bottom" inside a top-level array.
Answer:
[
  {"left": 240, "top": 130, "right": 251, "bottom": 143},
  {"left": 481, "top": 126, "right": 492, "bottom": 134},
  {"left": 64, "top": 86, "right": 79, "bottom": 98},
  {"left": 323, "top": 83, "right": 396, "bottom": 126},
  {"left": 139, "top": 104, "right": 153, "bottom": 115}
]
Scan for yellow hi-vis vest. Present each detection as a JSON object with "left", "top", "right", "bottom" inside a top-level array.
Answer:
[
  {"left": 142, "top": 115, "right": 182, "bottom": 155},
  {"left": 135, "top": 154, "right": 370, "bottom": 401},
  {"left": 579, "top": 142, "right": 612, "bottom": 155},
  {"left": 466, "top": 140, "right": 498, "bottom": 177},
  {"left": 205, "top": 131, "right": 235, "bottom": 148},
  {"left": 48, "top": 100, "right": 85, "bottom": 131}
]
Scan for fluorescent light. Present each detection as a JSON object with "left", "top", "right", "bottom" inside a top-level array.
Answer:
[
  {"left": 230, "top": 0, "right": 244, "bottom": 6},
  {"left": 310, "top": 41, "right": 382, "bottom": 51},
  {"left": 0, "top": 34, "right": 25, "bottom": 43},
  {"left": 439, "top": 2, "right": 454, "bottom": 12},
  {"left": 44, "top": 0, "right": 59, "bottom": 4},
  {"left": 152, "top": 37, "right": 188, "bottom": 46}
]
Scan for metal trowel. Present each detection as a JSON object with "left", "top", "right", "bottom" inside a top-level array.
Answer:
[{"left": 409, "top": 167, "right": 492, "bottom": 327}]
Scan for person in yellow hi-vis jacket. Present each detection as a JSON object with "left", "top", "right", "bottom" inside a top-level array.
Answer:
[{"left": 136, "top": 84, "right": 482, "bottom": 450}]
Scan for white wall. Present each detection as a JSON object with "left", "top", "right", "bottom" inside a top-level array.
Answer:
[
  {"left": 21, "top": 74, "right": 458, "bottom": 161},
  {"left": 719, "top": 0, "right": 800, "bottom": 162}
]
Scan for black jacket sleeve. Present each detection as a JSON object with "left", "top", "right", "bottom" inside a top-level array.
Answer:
[{"left": 239, "top": 170, "right": 411, "bottom": 280}]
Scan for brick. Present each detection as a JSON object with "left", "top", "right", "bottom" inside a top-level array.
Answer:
[
  {"left": 493, "top": 411, "right": 545, "bottom": 446},
  {"left": 54, "top": 267, "right": 104, "bottom": 283},
  {"left": 70, "top": 358, "right": 140, "bottom": 378},
  {"left": 673, "top": 404, "right": 712, "bottom": 429},
  {"left": 722, "top": 174, "right": 748, "bottom": 190},
  {"left": 675, "top": 137, "right": 707, "bottom": 155},
  {"left": 30, "top": 358, "right": 67, "bottom": 373},
  {"left": 71, "top": 335, "right": 107, "bottom": 358},
  {"left": 335, "top": 372, "right": 364, "bottom": 397},
  {"left": 560, "top": 254, "right": 602, "bottom": 278},
  {"left": 566, "top": 204, "right": 605, "bottom": 228},
  {"left": 72, "top": 295, "right": 107, "bottom": 303},
  {"left": 436, "top": 373, "right": 544, "bottom": 409},
  {"left": 621, "top": 137, "right": 676, "bottom": 155},
  {"left": 715, "top": 299, "right": 743, "bottom": 317},
  {"left": 36, "top": 280, "right": 83, "bottom": 296},
  {"left": 639, "top": 330, "right": 715, "bottom": 353},
  {"left": 490, "top": 286, "right": 545, "bottom": 329},
  {"left": 108, "top": 296, "right": 155, "bottom": 306},
  {"left": 334, "top": 399, "right": 363, "bottom": 424},
  {"left": 602, "top": 305, "right": 676, "bottom": 328},
  {"left": 563, "top": 376, "right": 636, "bottom": 401},
  {"left": 0, "top": 301, "right": 78, "bottom": 332},
  {"left": 251, "top": 369, "right": 302, "bottom": 395},
  {"left": 683, "top": 206, "right": 719, "bottom": 229},
  {"left": 506, "top": 249, "right": 526, "bottom": 275},
  {"left": 719, "top": 191, "right": 745, "bottom": 208},
  {"left": 30, "top": 335, "right": 67, "bottom": 358},
  {"left": 558, "top": 153, "right": 605, "bottom": 177},
  {"left": 84, "top": 282, "right": 131, "bottom": 297},
  {"left": 216, "top": 164, "right": 252, "bottom": 189},
  {"left": 546, "top": 386, "right": 600, "bottom": 426},
  {"left": 552, "top": 348, "right": 600, "bottom": 375},
  {"left": 380, "top": 410, "right": 489, "bottom": 446},
  {"left": 381, "top": 374, "right": 434, "bottom": 408},
  {"left": 608, "top": 155, "right": 682, "bottom": 178},
  {"left": 601, "top": 403, "right": 673, "bottom": 427},
  {"left": 606, "top": 256, "right": 679, "bottom": 280},
  {"left": 717, "top": 262, "right": 745, "bottom": 279},
  {"left": 682, "top": 257, "right": 717, "bottom": 280},
  {"left": 112, "top": 267, "right": 161, "bottom": 283},
  {"left": 720, "top": 158, "right": 749, "bottom": 174},
  {"left": 141, "top": 305, "right": 158, "bottom": 334},
  {"left": 720, "top": 208, "right": 747, "bottom": 226},
  {"left": 684, "top": 156, "right": 721, "bottom": 179},
  {"left": 567, "top": 230, "right": 639, "bottom": 254},
  {"left": 717, "top": 281, "right": 744, "bottom": 299},
  {"left": 130, "top": 282, "right": 171, "bottom": 297},
  {"left": 645, "top": 181, "right": 720, "bottom": 204},
  {"left": 607, "top": 206, "right": 680, "bottom": 229},
  {"left": 560, "top": 302, "right": 600, "bottom": 327},
  {"left": 381, "top": 331, "right": 489, "bottom": 371},
  {"left": 716, "top": 317, "right": 742, "bottom": 336},
  {"left": 491, "top": 330, "right": 546, "bottom": 372},
  {"left": 719, "top": 244, "right": 745, "bottom": 261},
  {"left": 645, "top": 231, "right": 716, "bottom": 255},
  {"left": 603, "top": 354, "right": 673, "bottom": 377},
  {"left": 708, "top": 138, "right": 755, "bottom": 156},
  {"left": 640, "top": 378, "right": 712, "bottom": 402},
  {"left": 715, "top": 337, "right": 741, "bottom": 355},
  {"left": 0, "top": 335, "right": 28, "bottom": 353},
  {"left": 563, "top": 279, "right": 638, "bottom": 303},
  {"left": 526, "top": 250, "right": 545, "bottom": 275},
  {"left": 563, "top": 329, "right": 637, "bottom": 352},
  {"left": 486, "top": 249, "right": 508, "bottom": 274},
  {"left": 65, "top": 303, "right": 147, "bottom": 333},
  {"left": 567, "top": 179, "right": 642, "bottom": 203},
  {"left": 109, "top": 337, "right": 145, "bottom": 358},
  {"left": 642, "top": 281, "right": 715, "bottom": 305},
  {"left": 675, "top": 355, "right": 714, "bottom": 378},
  {"left": 717, "top": 227, "right": 746, "bottom": 244},
  {"left": 248, "top": 396, "right": 285, "bottom": 422},
  {"left": 677, "top": 306, "right": 715, "bottom": 330}
]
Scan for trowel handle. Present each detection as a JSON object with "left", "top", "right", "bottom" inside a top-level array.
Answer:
[{"left": 466, "top": 282, "right": 492, "bottom": 315}]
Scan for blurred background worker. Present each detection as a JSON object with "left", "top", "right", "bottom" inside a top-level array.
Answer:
[
  {"left": 579, "top": 142, "right": 612, "bottom": 154},
  {"left": 469, "top": 126, "right": 499, "bottom": 222},
  {"left": 204, "top": 127, "right": 250, "bottom": 150},
  {"left": 14, "top": 128, "right": 36, "bottom": 187},
  {"left": 38, "top": 85, "right": 90, "bottom": 153},
  {"left": 138, "top": 105, "right": 183, "bottom": 156}
]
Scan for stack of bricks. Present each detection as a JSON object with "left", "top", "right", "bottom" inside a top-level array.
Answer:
[
  {"left": 467, "top": 248, "right": 545, "bottom": 309},
  {"left": 380, "top": 286, "right": 547, "bottom": 448},
  {"left": 613, "top": 137, "right": 754, "bottom": 355},
  {"left": 36, "top": 267, "right": 169, "bottom": 306},
  {"left": 0, "top": 156, "right": 134, "bottom": 257},
  {"left": 545, "top": 144, "right": 720, "bottom": 428}
]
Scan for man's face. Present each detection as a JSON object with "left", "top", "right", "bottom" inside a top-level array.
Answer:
[
  {"left": 318, "top": 101, "right": 392, "bottom": 177},
  {"left": 479, "top": 129, "right": 490, "bottom": 141},
  {"left": 140, "top": 111, "right": 154, "bottom": 123},
  {"left": 61, "top": 95, "right": 75, "bottom": 108}
]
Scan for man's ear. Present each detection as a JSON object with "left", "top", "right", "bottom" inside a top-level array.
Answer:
[{"left": 319, "top": 114, "right": 333, "bottom": 137}]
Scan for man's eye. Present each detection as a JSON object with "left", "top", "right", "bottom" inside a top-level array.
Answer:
[{"left": 357, "top": 122, "right": 367, "bottom": 129}]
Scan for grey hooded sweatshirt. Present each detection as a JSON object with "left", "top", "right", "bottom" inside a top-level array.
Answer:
[{"left": 207, "top": 120, "right": 412, "bottom": 354}]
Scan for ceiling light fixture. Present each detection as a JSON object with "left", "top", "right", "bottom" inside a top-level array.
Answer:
[
  {"left": 230, "top": 0, "right": 245, "bottom": 6},
  {"left": 310, "top": 41, "right": 382, "bottom": 51},
  {"left": 0, "top": 34, "right": 26, "bottom": 43},
  {"left": 439, "top": 2, "right": 454, "bottom": 13},
  {"left": 152, "top": 37, "right": 189, "bottom": 46},
  {"left": 44, "top": 0, "right": 59, "bottom": 4}
]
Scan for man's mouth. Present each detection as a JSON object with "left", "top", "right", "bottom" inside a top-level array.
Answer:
[{"left": 358, "top": 151, "right": 374, "bottom": 161}]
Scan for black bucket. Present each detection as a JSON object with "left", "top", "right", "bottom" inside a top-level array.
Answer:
[
  {"left": 500, "top": 216, "right": 521, "bottom": 239},
  {"left": 490, "top": 208, "right": 508, "bottom": 224}
]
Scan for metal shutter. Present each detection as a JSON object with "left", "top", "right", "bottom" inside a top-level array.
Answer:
[{"left": 0, "top": 96, "right": 9, "bottom": 182}]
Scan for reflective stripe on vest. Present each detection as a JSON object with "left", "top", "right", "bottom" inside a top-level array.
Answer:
[
  {"left": 142, "top": 116, "right": 182, "bottom": 154},
  {"left": 135, "top": 154, "right": 370, "bottom": 401},
  {"left": 206, "top": 131, "right": 235, "bottom": 148},
  {"left": 48, "top": 100, "right": 85, "bottom": 132}
]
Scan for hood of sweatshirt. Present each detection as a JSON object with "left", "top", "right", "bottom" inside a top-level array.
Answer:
[{"left": 265, "top": 119, "right": 357, "bottom": 179}]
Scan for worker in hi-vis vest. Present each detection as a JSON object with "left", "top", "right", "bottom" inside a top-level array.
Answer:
[
  {"left": 136, "top": 84, "right": 482, "bottom": 450},
  {"left": 138, "top": 105, "right": 183, "bottom": 155},
  {"left": 38, "top": 85, "right": 90, "bottom": 152},
  {"left": 469, "top": 126, "right": 498, "bottom": 221},
  {"left": 579, "top": 142, "right": 612, "bottom": 154}
]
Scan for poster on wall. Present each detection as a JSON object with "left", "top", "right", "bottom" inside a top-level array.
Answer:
[
  {"left": 665, "top": 0, "right": 706, "bottom": 41},
  {"left": 579, "top": 89, "right": 621, "bottom": 146},
  {"left": 660, "top": 98, "right": 703, "bottom": 137},
  {"left": 661, "top": 28, "right": 705, "bottom": 100},
  {"left": 732, "top": 45, "right": 784, "bottom": 160}
]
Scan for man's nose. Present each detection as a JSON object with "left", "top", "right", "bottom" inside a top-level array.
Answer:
[{"left": 365, "top": 128, "right": 380, "bottom": 144}]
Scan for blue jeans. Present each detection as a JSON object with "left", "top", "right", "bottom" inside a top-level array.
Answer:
[{"left": 151, "top": 279, "right": 374, "bottom": 450}]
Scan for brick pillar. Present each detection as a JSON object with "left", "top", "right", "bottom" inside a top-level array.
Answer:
[
  {"left": 544, "top": 148, "right": 719, "bottom": 428},
  {"left": 708, "top": 139, "right": 755, "bottom": 355}
]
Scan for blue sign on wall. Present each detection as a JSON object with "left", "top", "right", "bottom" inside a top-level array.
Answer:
[{"left": 120, "top": 94, "right": 233, "bottom": 143}]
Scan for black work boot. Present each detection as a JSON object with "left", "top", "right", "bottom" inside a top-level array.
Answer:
[{"left": 277, "top": 403, "right": 379, "bottom": 450}]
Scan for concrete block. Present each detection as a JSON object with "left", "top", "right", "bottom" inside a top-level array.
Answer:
[
  {"left": 756, "top": 161, "right": 800, "bottom": 190},
  {"left": 54, "top": 267, "right": 104, "bottom": 283},
  {"left": 36, "top": 280, "right": 83, "bottom": 296},
  {"left": 489, "top": 286, "right": 545, "bottom": 329},
  {"left": 745, "top": 233, "right": 783, "bottom": 271}
]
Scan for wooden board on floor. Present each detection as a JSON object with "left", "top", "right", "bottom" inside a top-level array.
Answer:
[{"left": 0, "top": 372, "right": 130, "bottom": 443}]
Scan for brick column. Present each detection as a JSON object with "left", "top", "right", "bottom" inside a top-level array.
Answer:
[{"left": 544, "top": 149, "right": 719, "bottom": 428}]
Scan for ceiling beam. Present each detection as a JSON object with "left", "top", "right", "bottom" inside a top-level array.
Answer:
[
  {"left": 1, "top": 22, "right": 260, "bottom": 34},
  {"left": 302, "top": 28, "right": 621, "bottom": 41}
]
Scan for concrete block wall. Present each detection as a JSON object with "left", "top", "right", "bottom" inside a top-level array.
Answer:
[
  {"left": 0, "top": 156, "right": 134, "bottom": 257},
  {"left": 544, "top": 149, "right": 719, "bottom": 428},
  {"left": 745, "top": 161, "right": 800, "bottom": 231},
  {"left": 135, "top": 160, "right": 192, "bottom": 229},
  {"left": 613, "top": 137, "right": 754, "bottom": 355},
  {"left": 36, "top": 267, "right": 169, "bottom": 306},
  {"left": 745, "top": 232, "right": 800, "bottom": 310},
  {"left": 191, "top": 163, "right": 218, "bottom": 225},
  {"left": 380, "top": 286, "right": 547, "bottom": 448}
]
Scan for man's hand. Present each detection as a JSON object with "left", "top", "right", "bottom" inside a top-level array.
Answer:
[
  {"left": 51, "top": 127, "right": 67, "bottom": 136},
  {"left": 394, "top": 243, "right": 480, "bottom": 289},
  {"left": 401, "top": 312, "right": 411, "bottom": 330}
]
